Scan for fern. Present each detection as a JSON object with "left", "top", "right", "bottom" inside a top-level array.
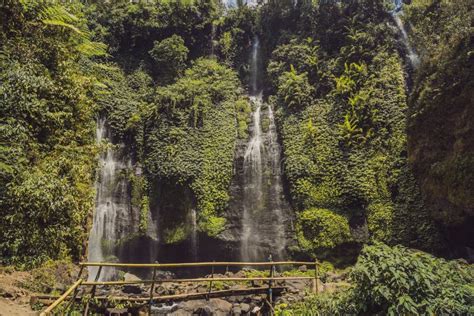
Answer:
[{"left": 40, "top": 4, "right": 108, "bottom": 57}]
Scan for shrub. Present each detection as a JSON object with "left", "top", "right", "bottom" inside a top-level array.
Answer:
[
  {"left": 351, "top": 242, "right": 474, "bottom": 315},
  {"left": 297, "top": 208, "right": 352, "bottom": 255},
  {"left": 279, "top": 243, "right": 474, "bottom": 315}
]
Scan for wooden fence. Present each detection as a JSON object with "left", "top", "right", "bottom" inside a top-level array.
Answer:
[{"left": 39, "top": 260, "right": 319, "bottom": 315}]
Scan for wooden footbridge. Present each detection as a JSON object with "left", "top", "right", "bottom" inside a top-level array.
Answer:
[{"left": 39, "top": 260, "right": 319, "bottom": 315}]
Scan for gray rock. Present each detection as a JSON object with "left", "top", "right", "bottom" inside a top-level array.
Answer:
[
  {"left": 298, "top": 265, "right": 308, "bottom": 272},
  {"left": 194, "top": 306, "right": 212, "bottom": 315},
  {"left": 124, "top": 272, "right": 141, "bottom": 282},
  {"left": 173, "top": 299, "right": 232, "bottom": 315},
  {"left": 122, "top": 285, "right": 142, "bottom": 294},
  {"left": 240, "top": 303, "right": 251, "bottom": 313},
  {"left": 232, "top": 306, "right": 242, "bottom": 315}
]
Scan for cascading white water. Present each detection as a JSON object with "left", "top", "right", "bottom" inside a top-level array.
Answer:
[
  {"left": 240, "top": 36, "right": 289, "bottom": 261},
  {"left": 250, "top": 36, "right": 260, "bottom": 94},
  {"left": 190, "top": 208, "right": 198, "bottom": 261},
  {"left": 88, "top": 118, "right": 131, "bottom": 281},
  {"left": 241, "top": 94, "right": 264, "bottom": 261},
  {"left": 392, "top": 1, "right": 420, "bottom": 67},
  {"left": 222, "top": 0, "right": 260, "bottom": 8},
  {"left": 267, "top": 105, "right": 287, "bottom": 259}
]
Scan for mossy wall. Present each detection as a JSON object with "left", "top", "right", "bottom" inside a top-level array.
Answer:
[
  {"left": 404, "top": 0, "right": 473, "bottom": 255},
  {"left": 261, "top": 1, "right": 442, "bottom": 259},
  {"left": 144, "top": 59, "right": 245, "bottom": 239}
]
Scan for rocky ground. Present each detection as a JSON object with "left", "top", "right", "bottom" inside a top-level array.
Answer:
[
  {"left": 0, "top": 265, "right": 350, "bottom": 315},
  {"left": 86, "top": 266, "right": 351, "bottom": 315}
]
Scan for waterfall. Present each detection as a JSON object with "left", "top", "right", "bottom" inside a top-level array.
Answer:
[
  {"left": 240, "top": 36, "right": 290, "bottom": 262},
  {"left": 241, "top": 95, "right": 264, "bottom": 261},
  {"left": 87, "top": 118, "right": 131, "bottom": 281},
  {"left": 222, "top": 0, "right": 260, "bottom": 9},
  {"left": 267, "top": 105, "right": 287, "bottom": 259},
  {"left": 210, "top": 22, "right": 216, "bottom": 58},
  {"left": 392, "top": 1, "right": 420, "bottom": 67},
  {"left": 190, "top": 208, "right": 198, "bottom": 261},
  {"left": 250, "top": 36, "right": 260, "bottom": 95}
]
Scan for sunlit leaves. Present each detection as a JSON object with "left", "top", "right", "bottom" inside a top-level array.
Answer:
[
  {"left": 277, "top": 65, "right": 314, "bottom": 111},
  {"left": 149, "top": 35, "right": 189, "bottom": 84}
]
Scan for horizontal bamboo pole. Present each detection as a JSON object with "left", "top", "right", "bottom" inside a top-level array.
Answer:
[
  {"left": 34, "top": 286, "right": 287, "bottom": 304},
  {"left": 79, "top": 261, "right": 316, "bottom": 268},
  {"left": 82, "top": 276, "right": 313, "bottom": 286},
  {"left": 40, "top": 279, "right": 82, "bottom": 316}
]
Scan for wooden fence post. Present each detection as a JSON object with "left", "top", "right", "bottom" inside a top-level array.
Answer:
[
  {"left": 268, "top": 255, "right": 274, "bottom": 305},
  {"left": 312, "top": 259, "right": 319, "bottom": 294},
  {"left": 148, "top": 263, "right": 157, "bottom": 315},
  {"left": 207, "top": 261, "right": 215, "bottom": 301}
]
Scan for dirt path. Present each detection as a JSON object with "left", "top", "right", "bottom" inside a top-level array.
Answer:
[
  {"left": 0, "top": 298, "right": 36, "bottom": 316},
  {"left": 0, "top": 269, "right": 36, "bottom": 315}
]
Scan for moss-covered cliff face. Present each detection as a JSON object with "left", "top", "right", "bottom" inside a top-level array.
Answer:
[
  {"left": 1, "top": 0, "right": 472, "bottom": 268},
  {"left": 259, "top": 1, "right": 443, "bottom": 260},
  {"left": 404, "top": 0, "right": 474, "bottom": 254},
  {"left": 145, "top": 58, "right": 244, "bottom": 240}
]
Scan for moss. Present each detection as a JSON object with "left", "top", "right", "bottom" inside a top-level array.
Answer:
[
  {"left": 297, "top": 208, "right": 352, "bottom": 254},
  {"left": 235, "top": 98, "right": 251, "bottom": 139},
  {"left": 163, "top": 225, "right": 188, "bottom": 244},
  {"left": 367, "top": 202, "right": 393, "bottom": 242},
  {"left": 139, "top": 196, "right": 150, "bottom": 235},
  {"left": 199, "top": 213, "right": 226, "bottom": 237},
  {"left": 261, "top": 117, "right": 270, "bottom": 133},
  {"left": 145, "top": 59, "right": 244, "bottom": 237},
  {"left": 130, "top": 173, "right": 147, "bottom": 209}
]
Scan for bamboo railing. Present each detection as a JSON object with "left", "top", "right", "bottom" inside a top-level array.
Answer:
[{"left": 40, "top": 260, "right": 319, "bottom": 315}]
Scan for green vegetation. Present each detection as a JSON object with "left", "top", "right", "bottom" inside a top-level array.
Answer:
[
  {"left": 0, "top": 1, "right": 101, "bottom": 267},
  {"left": 263, "top": 0, "right": 442, "bottom": 259},
  {"left": 0, "top": 0, "right": 472, "bottom": 313},
  {"left": 149, "top": 35, "right": 189, "bottom": 84},
  {"left": 145, "top": 58, "right": 243, "bottom": 237},
  {"left": 278, "top": 243, "right": 474, "bottom": 315},
  {"left": 297, "top": 208, "right": 352, "bottom": 254},
  {"left": 405, "top": 0, "right": 473, "bottom": 238}
]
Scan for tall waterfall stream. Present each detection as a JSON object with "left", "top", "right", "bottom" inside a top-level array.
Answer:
[
  {"left": 240, "top": 36, "right": 289, "bottom": 261},
  {"left": 88, "top": 119, "right": 132, "bottom": 280}
]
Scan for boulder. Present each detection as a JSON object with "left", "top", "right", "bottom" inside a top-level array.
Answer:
[
  {"left": 122, "top": 285, "right": 142, "bottom": 294},
  {"left": 240, "top": 303, "right": 251, "bottom": 313},
  {"left": 232, "top": 306, "right": 242, "bottom": 315},
  {"left": 172, "top": 298, "right": 232, "bottom": 315},
  {"left": 124, "top": 272, "right": 141, "bottom": 282}
]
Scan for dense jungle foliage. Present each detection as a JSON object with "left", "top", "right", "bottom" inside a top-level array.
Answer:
[{"left": 0, "top": 0, "right": 472, "bottom": 313}]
